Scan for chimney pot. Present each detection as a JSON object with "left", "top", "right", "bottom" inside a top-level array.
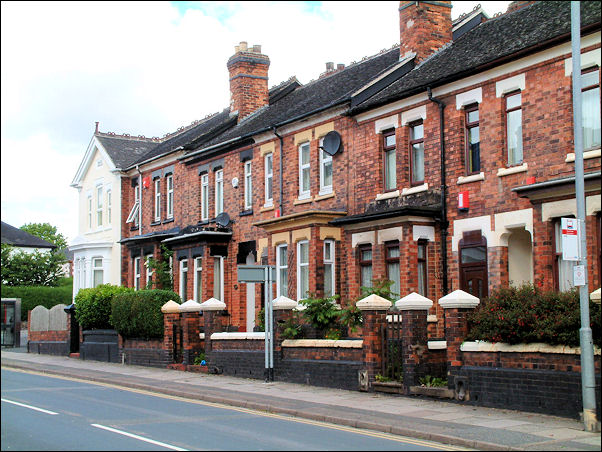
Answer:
[
  {"left": 326, "top": 62, "right": 334, "bottom": 71},
  {"left": 337, "top": 63, "right": 345, "bottom": 71},
  {"left": 239, "top": 41, "right": 248, "bottom": 51},
  {"left": 95, "top": 121, "right": 99, "bottom": 134},
  {"left": 253, "top": 44, "right": 261, "bottom": 53}
]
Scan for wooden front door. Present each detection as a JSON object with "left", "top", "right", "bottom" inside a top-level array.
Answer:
[{"left": 459, "top": 231, "right": 488, "bottom": 299}]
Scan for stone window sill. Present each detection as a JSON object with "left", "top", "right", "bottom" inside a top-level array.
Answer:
[
  {"left": 150, "top": 221, "right": 161, "bottom": 227},
  {"left": 294, "top": 196, "right": 314, "bottom": 205},
  {"left": 457, "top": 172, "right": 485, "bottom": 185},
  {"left": 376, "top": 190, "right": 400, "bottom": 201},
  {"left": 402, "top": 183, "right": 428, "bottom": 196},
  {"left": 565, "top": 148, "right": 601, "bottom": 162},
  {"left": 163, "top": 218, "right": 174, "bottom": 224},
  {"left": 239, "top": 209, "right": 253, "bottom": 217},
  {"left": 260, "top": 204, "right": 274, "bottom": 212},
  {"left": 497, "top": 163, "right": 528, "bottom": 177},
  {"left": 315, "top": 192, "right": 335, "bottom": 202}
]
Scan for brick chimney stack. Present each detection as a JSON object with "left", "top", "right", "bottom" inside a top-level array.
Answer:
[
  {"left": 399, "top": 1, "right": 452, "bottom": 64},
  {"left": 227, "top": 41, "right": 270, "bottom": 122}
]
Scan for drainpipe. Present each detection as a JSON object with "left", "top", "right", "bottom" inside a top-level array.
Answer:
[
  {"left": 272, "top": 126, "right": 284, "bottom": 217},
  {"left": 136, "top": 165, "right": 142, "bottom": 236},
  {"left": 427, "top": 87, "right": 449, "bottom": 295}
]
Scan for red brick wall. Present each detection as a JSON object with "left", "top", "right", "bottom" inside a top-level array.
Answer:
[
  {"left": 462, "top": 350, "right": 602, "bottom": 373},
  {"left": 399, "top": 1, "right": 452, "bottom": 63}
]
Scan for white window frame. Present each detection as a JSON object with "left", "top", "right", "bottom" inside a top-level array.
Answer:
[
  {"left": 276, "top": 244, "right": 288, "bottom": 298},
  {"left": 106, "top": 189, "right": 112, "bottom": 225},
  {"left": 180, "top": 258, "right": 188, "bottom": 301},
  {"left": 96, "top": 185, "right": 103, "bottom": 228},
  {"left": 244, "top": 161, "right": 252, "bottom": 210},
  {"left": 145, "top": 254, "right": 153, "bottom": 288},
  {"left": 134, "top": 257, "right": 141, "bottom": 291},
  {"left": 87, "top": 194, "right": 93, "bottom": 229},
  {"left": 92, "top": 257, "right": 103, "bottom": 288},
  {"left": 213, "top": 256, "right": 224, "bottom": 302},
  {"left": 166, "top": 174, "right": 174, "bottom": 219},
  {"left": 201, "top": 173, "right": 209, "bottom": 221},
  {"left": 297, "top": 240, "right": 309, "bottom": 301},
  {"left": 154, "top": 179, "right": 161, "bottom": 222},
  {"left": 126, "top": 185, "right": 140, "bottom": 225},
  {"left": 319, "top": 137, "right": 333, "bottom": 196},
  {"left": 298, "top": 142, "right": 311, "bottom": 200},
  {"left": 194, "top": 256, "right": 203, "bottom": 302},
  {"left": 264, "top": 153, "right": 273, "bottom": 207},
  {"left": 215, "top": 169, "right": 224, "bottom": 216},
  {"left": 323, "top": 240, "right": 335, "bottom": 297}
]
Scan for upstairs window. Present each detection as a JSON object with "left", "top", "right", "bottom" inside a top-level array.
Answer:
[
  {"left": 319, "top": 137, "right": 333, "bottom": 195},
  {"left": 154, "top": 179, "right": 161, "bottom": 222},
  {"left": 465, "top": 104, "right": 480, "bottom": 174},
  {"left": 298, "top": 142, "right": 310, "bottom": 199},
  {"left": 297, "top": 240, "right": 309, "bottom": 300},
  {"left": 264, "top": 153, "right": 273, "bottom": 206},
  {"left": 505, "top": 91, "right": 523, "bottom": 166},
  {"left": 410, "top": 121, "right": 424, "bottom": 185},
  {"left": 276, "top": 244, "right": 288, "bottom": 298},
  {"left": 359, "top": 244, "right": 373, "bottom": 289},
  {"left": 383, "top": 129, "right": 397, "bottom": 191},
  {"left": 323, "top": 240, "right": 335, "bottom": 297},
  {"left": 106, "top": 190, "right": 112, "bottom": 225},
  {"left": 215, "top": 169, "right": 224, "bottom": 216},
  {"left": 166, "top": 174, "right": 174, "bottom": 219},
  {"left": 582, "top": 67, "right": 601, "bottom": 150},
  {"left": 201, "top": 173, "right": 209, "bottom": 221},
  {"left": 87, "top": 194, "right": 92, "bottom": 229},
  {"left": 126, "top": 185, "right": 140, "bottom": 226},
  {"left": 244, "top": 161, "right": 252, "bottom": 210},
  {"left": 96, "top": 186, "right": 103, "bottom": 227}
]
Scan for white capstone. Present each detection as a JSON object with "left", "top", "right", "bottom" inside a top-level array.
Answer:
[
  {"left": 356, "top": 294, "right": 391, "bottom": 311},
  {"left": 200, "top": 297, "right": 226, "bottom": 311},
  {"left": 590, "top": 288, "right": 601, "bottom": 304},
  {"left": 427, "top": 340, "right": 447, "bottom": 350},
  {"left": 161, "top": 300, "right": 181, "bottom": 313},
  {"left": 439, "top": 290, "right": 480, "bottom": 309},
  {"left": 395, "top": 292, "right": 433, "bottom": 311},
  {"left": 179, "top": 299, "right": 202, "bottom": 313},
  {"left": 272, "top": 296, "right": 298, "bottom": 310}
]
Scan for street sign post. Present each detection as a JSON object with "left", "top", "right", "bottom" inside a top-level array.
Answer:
[{"left": 237, "top": 265, "right": 275, "bottom": 381}]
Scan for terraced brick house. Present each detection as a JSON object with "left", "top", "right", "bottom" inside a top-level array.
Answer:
[{"left": 88, "top": 1, "right": 601, "bottom": 334}]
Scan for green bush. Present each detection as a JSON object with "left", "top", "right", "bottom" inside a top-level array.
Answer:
[
  {"left": 74, "top": 284, "right": 133, "bottom": 330},
  {"left": 110, "top": 290, "right": 181, "bottom": 340},
  {"left": 1, "top": 283, "right": 73, "bottom": 321},
  {"left": 1, "top": 243, "right": 67, "bottom": 287},
  {"left": 299, "top": 294, "right": 342, "bottom": 337},
  {"left": 466, "top": 284, "right": 601, "bottom": 347}
]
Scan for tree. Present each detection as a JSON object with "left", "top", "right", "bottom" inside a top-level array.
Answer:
[
  {"left": 20, "top": 222, "right": 68, "bottom": 250},
  {"left": 1, "top": 243, "right": 66, "bottom": 286}
]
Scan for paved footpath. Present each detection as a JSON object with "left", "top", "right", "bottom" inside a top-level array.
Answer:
[{"left": 2, "top": 348, "right": 600, "bottom": 451}]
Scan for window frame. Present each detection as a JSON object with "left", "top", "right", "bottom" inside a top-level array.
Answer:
[
  {"left": 106, "top": 189, "right": 112, "bottom": 225},
  {"left": 166, "top": 174, "right": 174, "bottom": 219},
  {"left": 383, "top": 129, "right": 397, "bottom": 192},
  {"left": 213, "top": 256, "right": 224, "bottom": 301},
  {"left": 385, "top": 241, "right": 400, "bottom": 299},
  {"left": 417, "top": 240, "right": 428, "bottom": 297},
  {"left": 92, "top": 257, "right": 103, "bottom": 288},
  {"left": 154, "top": 179, "right": 161, "bottom": 222},
  {"left": 297, "top": 240, "right": 310, "bottom": 301},
  {"left": 276, "top": 244, "right": 288, "bottom": 298},
  {"left": 264, "top": 153, "right": 273, "bottom": 207},
  {"left": 464, "top": 103, "right": 480, "bottom": 175},
  {"left": 215, "top": 169, "right": 224, "bottom": 216},
  {"left": 134, "top": 257, "right": 141, "bottom": 291},
  {"left": 201, "top": 173, "right": 209, "bottom": 221},
  {"left": 244, "top": 160, "right": 253, "bottom": 210},
  {"left": 194, "top": 256, "right": 203, "bottom": 302},
  {"left": 323, "top": 239, "right": 335, "bottom": 297},
  {"left": 505, "top": 90, "right": 523, "bottom": 167},
  {"left": 581, "top": 66, "right": 601, "bottom": 150},
  {"left": 298, "top": 142, "right": 311, "bottom": 200},
  {"left": 409, "top": 120, "right": 425, "bottom": 186},
  {"left": 87, "top": 194, "right": 93, "bottom": 229},
  {"left": 319, "top": 137, "right": 333, "bottom": 195},
  {"left": 96, "top": 185, "right": 103, "bottom": 228},
  {"left": 359, "top": 244, "right": 373, "bottom": 289},
  {"left": 145, "top": 254, "right": 153, "bottom": 288},
  {"left": 179, "top": 258, "right": 188, "bottom": 301}
]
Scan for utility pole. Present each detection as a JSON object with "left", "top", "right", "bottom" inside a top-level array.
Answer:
[{"left": 570, "top": 0, "right": 598, "bottom": 433}]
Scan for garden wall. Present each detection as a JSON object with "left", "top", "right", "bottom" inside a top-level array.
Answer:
[
  {"left": 120, "top": 338, "right": 170, "bottom": 368},
  {"left": 27, "top": 305, "right": 69, "bottom": 356}
]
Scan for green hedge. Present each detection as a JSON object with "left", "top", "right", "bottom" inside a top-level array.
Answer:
[
  {"left": 466, "top": 284, "right": 601, "bottom": 347},
  {"left": 1, "top": 283, "right": 73, "bottom": 321},
  {"left": 110, "top": 290, "right": 181, "bottom": 340},
  {"left": 74, "top": 285, "right": 133, "bottom": 330}
]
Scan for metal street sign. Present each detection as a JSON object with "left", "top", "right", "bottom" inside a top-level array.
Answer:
[
  {"left": 237, "top": 265, "right": 274, "bottom": 283},
  {"left": 561, "top": 217, "right": 582, "bottom": 261}
]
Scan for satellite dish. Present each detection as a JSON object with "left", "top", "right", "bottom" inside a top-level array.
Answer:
[
  {"left": 320, "top": 131, "right": 342, "bottom": 156},
  {"left": 215, "top": 212, "right": 231, "bottom": 228}
]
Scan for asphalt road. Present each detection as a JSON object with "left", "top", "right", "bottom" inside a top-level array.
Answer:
[{"left": 1, "top": 369, "right": 464, "bottom": 451}]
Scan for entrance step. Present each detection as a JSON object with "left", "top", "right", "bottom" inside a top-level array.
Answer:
[{"left": 69, "top": 353, "right": 80, "bottom": 359}]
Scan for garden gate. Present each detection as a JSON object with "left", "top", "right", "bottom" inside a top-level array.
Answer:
[{"left": 380, "top": 312, "right": 403, "bottom": 382}]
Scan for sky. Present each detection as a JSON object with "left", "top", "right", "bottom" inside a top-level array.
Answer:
[{"left": 0, "top": 1, "right": 511, "bottom": 244}]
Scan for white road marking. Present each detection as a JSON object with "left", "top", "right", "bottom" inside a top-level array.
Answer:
[
  {"left": 91, "top": 424, "right": 189, "bottom": 451},
  {"left": 1, "top": 398, "right": 58, "bottom": 415}
]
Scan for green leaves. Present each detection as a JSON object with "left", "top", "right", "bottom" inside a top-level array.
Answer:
[
  {"left": 19, "top": 222, "right": 68, "bottom": 250},
  {"left": 74, "top": 284, "right": 133, "bottom": 330},
  {"left": 1, "top": 243, "right": 66, "bottom": 287}
]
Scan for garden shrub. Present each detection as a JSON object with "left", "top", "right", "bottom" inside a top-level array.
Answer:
[
  {"left": 110, "top": 290, "right": 181, "bottom": 340},
  {"left": 466, "top": 284, "right": 601, "bottom": 347},
  {"left": 1, "top": 283, "right": 73, "bottom": 321},
  {"left": 299, "top": 294, "right": 342, "bottom": 338},
  {"left": 74, "top": 284, "right": 133, "bottom": 330}
]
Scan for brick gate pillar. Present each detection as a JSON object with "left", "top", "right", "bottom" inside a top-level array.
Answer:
[
  {"left": 396, "top": 292, "right": 433, "bottom": 392},
  {"left": 161, "top": 300, "right": 181, "bottom": 365},
  {"left": 199, "top": 297, "right": 226, "bottom": 356},
  {"left": 357, "top": 294, "right": 391, "bottom": 390},
  {"left": 440, "top": 290, "right": 480, "bottom": 395},
  {"left": 179, "top": 299, "right": 203, "bottom": 365}
]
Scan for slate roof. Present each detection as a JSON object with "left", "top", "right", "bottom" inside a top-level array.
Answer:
[
  {"left": 183, "top": 46, "right": 402, "bottom": 155},
  {"left": 1, "top": 222, "right": 57, "bottom": 249},
  {"left": 351, "top": 1, "right": 601, "bottom": 114},
  {"left": 95, "top": 134, "right": 159, "bottom": 169}
]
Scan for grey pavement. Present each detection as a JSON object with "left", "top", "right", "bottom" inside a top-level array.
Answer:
[{"left": 2, "top": 345, "right": 600, "bottom": 451}]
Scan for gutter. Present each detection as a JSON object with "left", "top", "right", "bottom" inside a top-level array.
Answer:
[
  {"left": 427, "top": 87, "right": 449, "bottom": 296},
  {"left": 272, "top": 126, "right": 284, "bottom": 216}
]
